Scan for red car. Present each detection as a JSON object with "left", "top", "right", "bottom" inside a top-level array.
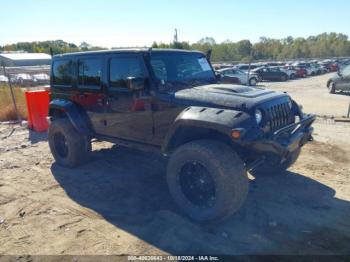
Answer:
[
  {"left": 295, "top": 67, "right": 308, "bottom": 77},
  {"left": 329, "top": 63, "right": 339, "bottom": 72},
  {"left": 285, "top": 66, "right": 307, "bottom": 77}
]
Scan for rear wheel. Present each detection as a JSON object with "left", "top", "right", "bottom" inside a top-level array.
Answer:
[
  {"left": 48, "top": 118, "right": 91, "bottom": 167},
  {"left": 166, "top": 140, "right": 248, "bottom": 223},
  {"left": 290, "top": 73, "right": 296, "bottom": 80},
  {"left": 281, "top": 75, "right": 287, "bottom": 81}
]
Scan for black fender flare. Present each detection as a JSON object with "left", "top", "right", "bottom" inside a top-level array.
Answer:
[
  {"left": 49, "top": 99, "right": 93, "bottom": 136},
  {"left": 161, "top": 106, "right": 256, "bottom": 153}
]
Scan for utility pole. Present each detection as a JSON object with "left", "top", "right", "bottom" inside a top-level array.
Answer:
[{"left": 174, "top": 28, "right": 178, "bottom": 44}]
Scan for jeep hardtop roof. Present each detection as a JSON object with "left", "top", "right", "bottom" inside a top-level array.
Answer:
[{"left": 53, "top": 48, "right": 205, "bottom": 59}]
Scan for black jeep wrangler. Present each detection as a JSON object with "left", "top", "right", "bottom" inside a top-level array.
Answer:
[{"left": 48, "top": 48, "right": 315, "bottom": 222}]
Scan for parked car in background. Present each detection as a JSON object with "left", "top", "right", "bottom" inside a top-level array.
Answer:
[
  {"left": 252, "top": 67, "right": 289, "bottom": 81},
  {"left": 218, "top": 74, "right": 241, "bottom": 85},
  {"left": 329, "top": 63, "right": 339, "bottom": 72},
  {"left": 311, "top": 63, "right": 326, "bottom": 75},
  {"left": 33, "top": 73, "right": 50, "bottom": 85},
  {"left": 234, "top": 64, "right": 261, "bottom": 72},
  {"left": 217, "top": 68, "right": 259, "bottom": 86},
  {"left": 293, "top": 66, "right": 308, "bottom": 78},
  {"left": 12, "top": 73, "right": 37, "bottom": 86},
  {"left": 266, "top": 62, "right": 285, "bottom": 67},
  {"left": 326, "top": 65, "right": 350, "bottom": 93},
  {"left": 292, "top": 62, "right": 315, "bottom": 76},
  {"left": 320, "top": 61, "right": 339, "bottom": 72},
  {"left": 277, "top": 66, "right": 297, "bottom": 79},
  {"left": 0, "top": 75, "right": 9, "bottom": 83}
]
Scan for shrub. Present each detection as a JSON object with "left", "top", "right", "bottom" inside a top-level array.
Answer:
[{"left": 0, "top": 85, "right": 28, "bottom": 121}]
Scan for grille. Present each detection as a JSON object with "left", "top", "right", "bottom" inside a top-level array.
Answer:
[{"left": 265, "top": 102, "right": 294, "bottom": 132}]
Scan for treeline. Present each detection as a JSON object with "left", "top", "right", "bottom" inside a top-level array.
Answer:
[
  {"left": 1, "top": 33, "right": 350, "bottom": 62},
  {"left": 0, "top": 40, "right": 104, "bottom": 55},
  {"left": 152, "top": 32, "right": 350, "bottom": 62}
]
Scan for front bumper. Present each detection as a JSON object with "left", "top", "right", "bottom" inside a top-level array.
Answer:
[{"left": 246, "top": 114, "right": 315, "bottom": 158}]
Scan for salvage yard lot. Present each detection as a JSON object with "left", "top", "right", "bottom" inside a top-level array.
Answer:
[
  {"left": 262, "top": 73, "right": 350, "bottom": 117},
  {"left": 0, "top": 74, "right": 350, "bottom": 255}
]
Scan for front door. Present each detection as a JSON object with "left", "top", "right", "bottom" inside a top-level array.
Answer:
[{"left": 101, "top": 54, "right": 153, "bottom": 142}]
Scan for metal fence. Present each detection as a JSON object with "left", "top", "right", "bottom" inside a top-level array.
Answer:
[{"left": 0, "top": 65, "right": 50, "bottom": 87}]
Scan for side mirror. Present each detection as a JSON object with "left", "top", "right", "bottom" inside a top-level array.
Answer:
[{"left": 126, "top": 77, "right": 145, "bottom": 91}]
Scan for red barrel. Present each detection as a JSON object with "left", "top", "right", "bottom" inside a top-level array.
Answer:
[{"left": 25, "top": 90, "right": 50, "bottom": 132}]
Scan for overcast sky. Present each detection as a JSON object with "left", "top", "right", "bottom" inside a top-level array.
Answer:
[{"left": 1, "top": 0, "right": 349, "bottom": 47}]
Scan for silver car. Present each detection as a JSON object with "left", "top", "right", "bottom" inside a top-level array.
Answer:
[{"left": 217, "top": 68, "right": 259, "bottom": 86}]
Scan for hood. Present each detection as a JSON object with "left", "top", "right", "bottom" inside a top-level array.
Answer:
[{"left": 173, "top": 84, "right": 288, "bottom": 111}]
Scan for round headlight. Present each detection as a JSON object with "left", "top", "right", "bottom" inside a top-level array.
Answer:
[{"left": 255, "top": 109, "right": 263, "bottom": 125}]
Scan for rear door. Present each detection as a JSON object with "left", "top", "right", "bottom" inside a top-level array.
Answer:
[
  {"left": 51, "top": 56, "right": 105, "bottom": 133},
  {"left": 76, "top": 55, "right": 106, "bottom": 133}
]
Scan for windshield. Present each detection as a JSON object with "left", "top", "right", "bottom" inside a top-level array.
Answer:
[{"left": 150, "top": 52, "right": 216, "bottom": 90}]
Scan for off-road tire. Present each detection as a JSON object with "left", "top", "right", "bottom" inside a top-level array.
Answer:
[
  {"left": 290, "top": 73, "right": 296, "bottom": 80},
  {"left": 166, "top": 140, "right": 249, "bottom": 223},
  {"left": 328, "top": 81, "right": 336, "bottom": 94},
  {"left": 48, "top": 118, "right": 91, "bottom": 167},
  {"left": 254, "top": 148, "right": 301, "bottom": 176}
]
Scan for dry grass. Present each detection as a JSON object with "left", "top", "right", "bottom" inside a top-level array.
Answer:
[{"left": 0, "top": 85, "right": 28, "bottom": 121}]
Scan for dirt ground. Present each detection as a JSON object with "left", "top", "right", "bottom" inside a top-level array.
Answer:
[{"left": 0, "top": 74, "right": 350, "bottom": 255}]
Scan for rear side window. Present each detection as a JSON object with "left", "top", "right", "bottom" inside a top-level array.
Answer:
[
  {"left": 78, "top": 58, "right": 102, "bottom": 87},
  {"left": 109, "top": 57, "right": 145, "bottom": 88},
  {"left": 52, "top": 60, "right": 73, "bottom": 85}
]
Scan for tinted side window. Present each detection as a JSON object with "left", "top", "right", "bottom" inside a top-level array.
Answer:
[
  {"left": 109, "top": 57, "right": 145, "bottom": 88},
  {"left": 52, "top": 60, "right": 73, "bottom": 85},
  {"left": 78, "top": 58, "right": 102, "bottom": 86},
  {"left": 150, "top": 59, "right": 167, "bottom": 80}
]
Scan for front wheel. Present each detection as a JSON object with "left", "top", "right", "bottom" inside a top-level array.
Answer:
[
  {"left": 281, "top": 75, "right": 287, "bottom": 81},
  {"left": 167, "top": 140, "right": 248, "bottom": 223}
]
